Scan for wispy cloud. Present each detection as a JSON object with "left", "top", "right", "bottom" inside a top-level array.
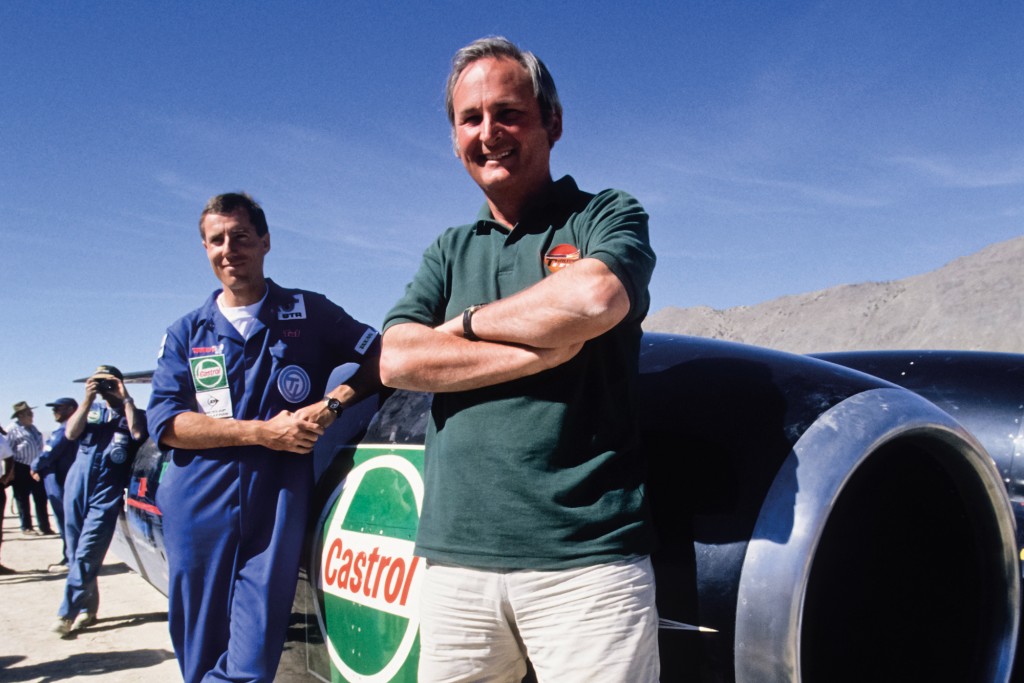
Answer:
[{"left": 889, "top": 154, "right": 1024, "bottom": 188}]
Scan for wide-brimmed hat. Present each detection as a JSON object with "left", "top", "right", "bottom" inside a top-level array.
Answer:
[
  {"left": 90, "top": 364, "right": 124, "bottom": 381},
  {"left": 11, "top": 401, "right": 35, "bottom": 418},
  {"left": 46, "top": 397, "right": 78, "bottom": 410}
]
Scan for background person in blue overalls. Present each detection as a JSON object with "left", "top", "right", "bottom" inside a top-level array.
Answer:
[
  {"left": 31, "top": 396, "right": 80, "bottom": 573},
  {"left": 52, "top": 365, "right": 147, "bottom": 637},
  {"left": 147, "top": 192, "right": 382, "bottom": 683}
]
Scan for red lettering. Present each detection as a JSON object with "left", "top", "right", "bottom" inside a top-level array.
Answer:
[
  {"left": 322, "top": 533, "right": 419, "bottom": 607},
  {"left": 351, "top": 552, "right": 367, "bottom": 593},
  {"left": 372, "top": 556, "right": 391, "bottom": 598},
  {"left": 337, "top": 548, "right": 354, "bottom": 590},
  {"left": 324, "top": 538, "right": 343, "bottom": 586},
  {"left": 364, "top": 548, "right": 381, "bottom": 597},
  {"left": 400, "top": 556, "right": 419, "bottom": 605},
  {"left": 384, "top": 558, "right": 406, "bottom": 603}
]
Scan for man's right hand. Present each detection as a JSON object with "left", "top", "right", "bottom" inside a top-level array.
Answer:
[
  {"left": 257, "top": 410, "right": 325, "bottom": 454},
  {"left": 83, "top": 378, "right": 100, "bottom": 404}
]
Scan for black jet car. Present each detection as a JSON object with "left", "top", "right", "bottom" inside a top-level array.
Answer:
[{"left": 111, "top": 333, "right": 1024, "bottom": 683}]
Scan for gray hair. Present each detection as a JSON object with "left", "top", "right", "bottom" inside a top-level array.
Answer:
[{"left": 444, "top": 36, "right": 562, "bottom": 149}]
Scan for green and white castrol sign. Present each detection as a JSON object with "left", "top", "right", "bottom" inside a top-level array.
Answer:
[{"left": 315, "top": 445, "right": 425, "bottom": 682}]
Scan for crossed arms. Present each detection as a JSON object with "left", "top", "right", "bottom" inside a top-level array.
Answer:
[
  {"left": 160, "top": 353, "right": 381, "bottom": 455},
  {"left": 380, "top": 258, "right": 629, "bottom": 393}
]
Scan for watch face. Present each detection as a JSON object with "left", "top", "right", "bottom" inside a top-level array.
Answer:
[{"left": 326, "top": 398, "right": 342, "bottom": 414}]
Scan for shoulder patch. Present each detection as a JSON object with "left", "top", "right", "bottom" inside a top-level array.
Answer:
[{"left": 354, "top": 328, "right": 378, "bottom": 356}]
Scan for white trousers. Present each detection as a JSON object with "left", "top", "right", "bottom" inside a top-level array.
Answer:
[{"left": 417, "top": 556, "right": 660, "bottom": 683}]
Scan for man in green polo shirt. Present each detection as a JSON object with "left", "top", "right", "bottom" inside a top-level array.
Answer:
[{"left": 381, "top": 36, "right": 658, "bottom": 682}]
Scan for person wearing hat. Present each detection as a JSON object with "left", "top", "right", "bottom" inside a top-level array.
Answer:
[
  {"left": 6, "top": 400, "right": 54, "bottom": 536},
  {"left": 52, "top": 364, "right": 147, "bottom": 637},
  {"left": 147, "top": 192, "right": 381, "bottom": 683},
  {"left": 30, "top": 397, "right": 80, "bottom": 572},
  {"left": 0, "top": 426, "right": 16, "bottom": 574}
]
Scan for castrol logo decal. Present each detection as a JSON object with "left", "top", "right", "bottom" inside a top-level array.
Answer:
[
  {"left": 189, "top": 355, "right": 228, "bottom": 391},
  {"left": 315, "top": 447, "right": 424, "bottom": 682},
  {"left": 544, "top": 243, "right": 581, "bottom": 273}
]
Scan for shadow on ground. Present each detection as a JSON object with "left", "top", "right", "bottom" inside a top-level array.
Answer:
[
  {"left": 0, "top": 648, "right": 176, "bottom": 682},
  {"left": 62, "top": 611, "right": 170, "bottom": 638}
]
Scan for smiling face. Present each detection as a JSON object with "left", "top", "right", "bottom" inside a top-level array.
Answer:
[
  {"left": 451, "top": 56, "right": 561, "bottom": 225},
  {"left": 201, "top": 208, "right": 270, "bottom": 306}
]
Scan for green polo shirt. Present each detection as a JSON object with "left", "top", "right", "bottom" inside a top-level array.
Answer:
[{"left": 383, "top": 176, "right": 657, "bottom": 569}]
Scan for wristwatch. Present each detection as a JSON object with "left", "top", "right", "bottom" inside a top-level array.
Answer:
[
  {"left": 324, "top": 397, "right": 343, "bottom": 417},
  {"left": 462, "top": 303, "right": 486, "bottom": 341}
]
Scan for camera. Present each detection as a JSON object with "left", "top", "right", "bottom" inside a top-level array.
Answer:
[{"left": 96, "top": 379, "right": 117, "bottom": 393}]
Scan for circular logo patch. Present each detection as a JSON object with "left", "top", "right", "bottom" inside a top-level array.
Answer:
[
  {"left": 315, "top": 450, "right": 424, "bottom": 682},
  {"left": 544, "top": 243, "right": 581, "bottom": 273},
  {"left": 109, "top": 446, "right": 127, "bottom": 464},
  {"left": 277, "top": 365, "right": 311, "bottom": 403},
  {"left": 192, "top": 358, "right": 226, "bottom": 390}
]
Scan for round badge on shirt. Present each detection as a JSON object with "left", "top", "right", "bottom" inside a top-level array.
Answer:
[{"left": 278, "top": 365, "right": 312, "bottom": 403}]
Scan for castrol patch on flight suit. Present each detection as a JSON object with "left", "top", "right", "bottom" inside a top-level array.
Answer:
[
  {"left": 316, "top": 446, "right": 425, "bottom": 682},
  {"left": 544, "top": 243, "right": 581, "bottom": 273},
  {"left": 189, "top": 354, "right": 233, "bottom": 419},
  {"left": 278, "top": 293, "right": 307, "bottom": 320}
]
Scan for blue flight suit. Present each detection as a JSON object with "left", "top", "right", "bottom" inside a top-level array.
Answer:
[
  {"left": 60, "top": 408, "right": 147, "bottom": 620},
  {"left": 32, "top": 424, "right": 78, "bottom": 562},
  {"left": 147, "top": 279, "right": 379, "bottom": 683}
]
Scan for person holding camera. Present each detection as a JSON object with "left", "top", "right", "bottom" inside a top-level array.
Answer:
[{"left": 52, "top": 364, "right": 147, "bottom": 637}]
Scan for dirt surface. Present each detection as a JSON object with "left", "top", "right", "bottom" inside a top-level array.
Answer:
[{"left": 0, "top": 511, "right": 180, "bottom": 682}]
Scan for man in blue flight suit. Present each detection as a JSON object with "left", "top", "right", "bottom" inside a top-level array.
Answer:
[
  {"left": 31, "top": 396, "right": 80, "bottom": 572},
  {"left": 147, "top": 192, "right": 381, "bottom": 683},
  {"left": 53, "top": 365, "right": 147, "bottom": 636}
]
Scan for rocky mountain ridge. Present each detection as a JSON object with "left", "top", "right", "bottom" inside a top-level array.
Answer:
[{"left": 643, "top": 235, "right": 1023, "bottom": 354}]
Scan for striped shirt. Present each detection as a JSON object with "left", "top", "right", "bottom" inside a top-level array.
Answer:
[{"left": 6, "top": 423, "right": 43, "bottom": 466}]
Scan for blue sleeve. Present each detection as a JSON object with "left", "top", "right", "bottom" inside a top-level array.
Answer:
[
  {"left": 146, "top": 324, "right": 196, "bottom": 449},
  {"left": 318, "top": 295, "right": 381, "bottom": 365},
  {"left": 31, "top": 428, "right": 76, "bottom": 474}
]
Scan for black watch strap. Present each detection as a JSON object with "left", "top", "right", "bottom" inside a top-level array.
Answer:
[
  {"left": 324, "top": 396, "right": 343, "bottom": 416},
  {"left": 463, "top": 304, "right": 486, "bottom": 341}
]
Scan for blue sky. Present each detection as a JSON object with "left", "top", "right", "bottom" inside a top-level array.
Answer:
[{"left": 2, "top": 1, "right": 1022, "bottom": 433}]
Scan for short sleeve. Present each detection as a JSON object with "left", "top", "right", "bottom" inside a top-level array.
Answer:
[
  {"left": 578, "top": 190, "right": 656, "bottom": 322},
  {"left": 146, "top": 326, "right": 196, "bottom": 448},
  {"left": 382, "top": 235, "right": 450, "bottom": 332}
]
